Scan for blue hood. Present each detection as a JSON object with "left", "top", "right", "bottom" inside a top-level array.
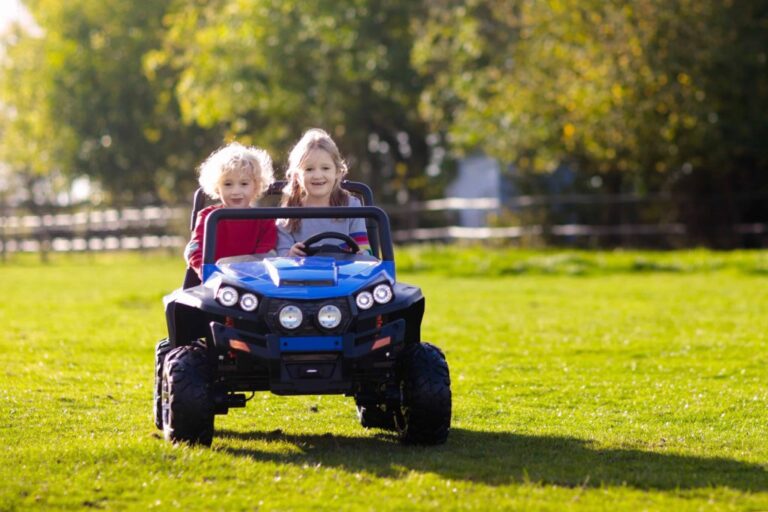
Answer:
[{"left": 203, "top": 256, "right": 395, "bottom": 300}]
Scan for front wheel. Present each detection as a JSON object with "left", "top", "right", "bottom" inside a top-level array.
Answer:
[
  {"left": 395, "top": 342, "right": 451, "bottom": 445},
  {"left": 162, "top": 345, "right": 215, "bottom": 446}
]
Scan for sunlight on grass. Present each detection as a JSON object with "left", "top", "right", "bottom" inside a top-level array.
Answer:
[{"left": 1, "top": 249, "right": 767, "bottom": 510}]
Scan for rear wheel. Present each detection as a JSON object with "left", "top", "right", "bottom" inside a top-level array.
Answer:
[
  {"left": 162, "top": 345, "right": 215, "bottom": 446},
  {"left": 356, "top": 402, "right": 396, "bottom": 431},
  {"left": 153, "top": 338, "right": 173, "bottom": 430},
  {"left": 395, "top": 342, "right": 451, "bottom": 445}
]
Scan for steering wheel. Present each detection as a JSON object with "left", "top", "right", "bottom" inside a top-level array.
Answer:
[{"left": 301, "top": 232, "right": 360, "bottom": 256}]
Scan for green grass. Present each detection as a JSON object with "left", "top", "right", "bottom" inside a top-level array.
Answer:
[
  {"left": 396, "top": 245, "right": 768, "bottom": 276},
  {"left": 1, "top": 249, "right": 767, "bottom": 510}
]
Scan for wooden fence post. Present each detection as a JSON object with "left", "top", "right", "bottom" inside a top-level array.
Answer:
[{"left": 0, "top": 204, "right": 5, "bottom": 263}]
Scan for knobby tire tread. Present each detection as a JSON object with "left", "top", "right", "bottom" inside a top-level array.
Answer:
[
  {"left": 162, "top": 345, "right": 215, "bottom": 446},
  {"left": 398, "top": 342, "right": 452, "bottom": 445}
]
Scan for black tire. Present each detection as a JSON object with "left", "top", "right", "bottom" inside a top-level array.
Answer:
[
  {"left": 356, "top": 403, "right": 397, "bottom": 431},
  {"left": 162, "top": 345, "right": 215, "bottom": 446},
  {"left": 395, "top": 342, "right": 451, "bottom": 445},
  {"left": 153, "top": 338, "right": 173, "bottom": 430}
]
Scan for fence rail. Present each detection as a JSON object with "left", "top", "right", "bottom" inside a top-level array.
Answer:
[
  {"left": 0, "top": 206, "right": 187, "bottom": 256},
  {"left": 391, "top": 223, "right": 768, "bottom": 242},
  {"left": 0, "top": 206, "right": 183, "bottom": 230},
  {"left": 1, "top": 194, "right": 767, "bottom": 257}
]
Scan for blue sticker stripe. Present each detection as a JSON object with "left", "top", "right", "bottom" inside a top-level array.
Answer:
[{"left": 279, "top": 336, "right": 343, "bottom": 351}]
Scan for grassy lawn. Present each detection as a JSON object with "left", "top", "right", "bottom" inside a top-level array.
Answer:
[{"left": 0, "top": 249, "right": 766, "bottom": 510}]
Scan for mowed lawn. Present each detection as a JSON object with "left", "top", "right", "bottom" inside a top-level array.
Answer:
[{"left": 0, "top": 249, "right": 767, "bottom": 510}]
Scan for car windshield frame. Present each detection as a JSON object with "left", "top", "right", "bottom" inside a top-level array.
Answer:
[{"left": 202, "top": 206, "right": 394, "bottom": 266}]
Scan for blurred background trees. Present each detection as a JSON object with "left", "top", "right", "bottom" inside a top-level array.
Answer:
[
  {"left": 0, "top": 0, "right": 221, "bottom": 205},
  {"left": 1, "top": 0, "right": 766, "bottom": 243},
  {"left": 147, "top": 0, "right": 432, "bottom": 204},
  {"left": 414, "top": 0, "right": 768, "bottom": 241}
]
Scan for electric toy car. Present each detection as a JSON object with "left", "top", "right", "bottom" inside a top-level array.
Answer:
[{"left": 153, "top": 181, "right": 451, "bottom": 446}]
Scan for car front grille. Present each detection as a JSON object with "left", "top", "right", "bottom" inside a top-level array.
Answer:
[{"left": 264, "top": 297, "right": 352, "bottom": 335}]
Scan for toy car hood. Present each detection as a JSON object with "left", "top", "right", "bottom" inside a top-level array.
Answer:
[{"left": 205, "top": 256, "right": 396, "bottom": 300}]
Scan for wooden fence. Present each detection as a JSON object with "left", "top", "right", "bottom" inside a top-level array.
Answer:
[
  {"left": 389, "top": 193, "right": 768, "bottom": 248},
  {"left": 1, "top": 194, "right": 767, "bottom": 258},
  {"left": 0, "top": 206, "right": 186, "bottom": 258}
]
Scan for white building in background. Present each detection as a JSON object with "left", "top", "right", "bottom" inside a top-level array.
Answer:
[
  {"left": 445, "top": 153, "right": 578, "bottom": 228},
  {"left": 445, "top": 153, "right": 504, "bottom": 228}
]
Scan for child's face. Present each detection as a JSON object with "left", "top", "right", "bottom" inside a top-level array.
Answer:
[
  {"left": 216, "top": 170, "right": 259, "bottom": 208},
  {"left": 300, "top": 148, "right": 340, "bottom": 203}
]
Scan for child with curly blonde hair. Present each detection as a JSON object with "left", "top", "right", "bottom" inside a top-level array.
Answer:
[{"left": 185, "top": 142, "right": 276, "bottom": 277}]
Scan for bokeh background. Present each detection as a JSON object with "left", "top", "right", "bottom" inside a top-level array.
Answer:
[{"left": 1, "top": 0, "right": 767, "bottom": 251}]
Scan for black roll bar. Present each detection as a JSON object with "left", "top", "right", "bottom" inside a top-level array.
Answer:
[
  {"left": 202, "top": 206, "right": 393, "bottom": 265},
  {"left": 264, "top": 180, "right": 375, "bottom": 206},
  {"left": 190, "top": 180, "right": 381, "bottom": 256},
  {"left": 190, "top": 187, "right": 207, "bottom": 231}
]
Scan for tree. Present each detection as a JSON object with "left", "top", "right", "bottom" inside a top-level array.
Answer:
[
  {"left": 413, "top": 0, "right": 768, "bottom": 196},
  {"left": 0, "top": 0, "right": 219, "bottom": 204},
  {"left": 149, "top": 0, "right": 438, "bottom": 203}
]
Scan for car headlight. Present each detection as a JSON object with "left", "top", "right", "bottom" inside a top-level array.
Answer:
[
  {"left": 317, "top": 304, "right": 342, "bottom": 329},
  {"left": 373, "top": 284, "right": 393, "bottom": 304},
  {"left": 356, "top": 291, "right": 374, "bottom": 310},
  {"left": 279, "top": 305, "right": 303, "bottom": 330},
  {"left": 217, "top": 286, "right": 239, "bottom": 307},
  {"left": 239, "top": 293, "right": 259, "bottom": 312}
]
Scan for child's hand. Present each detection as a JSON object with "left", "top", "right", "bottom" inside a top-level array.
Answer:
[{"left": 289, "top": 242, "right": 307, "bottom": 257}]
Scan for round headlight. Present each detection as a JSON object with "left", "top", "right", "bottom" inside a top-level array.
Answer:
[
  {"left": 217, "top": 286, "right": 239, "bottom": 307},
  {"left": 317, "top": 304, "right": 342, "bottom": 329},
  {"left": 356, "top": 291, "right": 374, "bottom": 310},
  {"left": 279, "top": 305, "right": 303, "bottom": 330},
  {"left": 373, "top": 284, "right": 393, "bottom": 304},
  {"left": 239, "top": 293, "right": 259, "bottom": 312}
]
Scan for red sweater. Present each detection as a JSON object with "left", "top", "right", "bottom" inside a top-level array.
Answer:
[{"left": 184, "top": 205, "right": 277, "bottom": 277}]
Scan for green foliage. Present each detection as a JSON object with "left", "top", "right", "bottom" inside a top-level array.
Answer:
[
  {"left": 149, "top": 0, "right": 433, "bottom": 201},
  {"left": 414, "top": 1, "right": 768, "bottom": 190},
  {"left": 0, "top": 23, "right": 77, "bottom": 177},
  {"left": 0, "top": 0, "right": 220, "bottom": 203},
  {"left": 2, "top": 1, "right": 766, "bottom": 211},
  {"left": 1, "top": 250, "right": 767, "bottom": 509}
]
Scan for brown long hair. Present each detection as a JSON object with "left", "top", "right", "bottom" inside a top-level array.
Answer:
[{"left": 280, "top": 128, "right": 350, "bottom": 232}]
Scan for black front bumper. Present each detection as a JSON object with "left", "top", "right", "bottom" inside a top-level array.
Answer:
[{"left": 209, "top": 318, "right": 406, "bottom": 395}]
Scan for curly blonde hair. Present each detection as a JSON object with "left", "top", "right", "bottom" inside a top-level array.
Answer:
[{"left": 198, "top": 142, "right": 274, "bottom": 200}]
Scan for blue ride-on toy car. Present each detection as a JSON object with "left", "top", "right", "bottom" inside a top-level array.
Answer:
[{"left": 153, "top": 181, "right": 451, "bottom": 446}]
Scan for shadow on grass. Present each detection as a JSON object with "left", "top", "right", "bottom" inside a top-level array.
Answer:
[{"left": 216, "top": 428, "right": 767, "bottom": 491}]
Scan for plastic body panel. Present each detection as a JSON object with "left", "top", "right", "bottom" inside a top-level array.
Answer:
[{"left": 164, "top": 198, "right": 425, "bottom": 396}]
